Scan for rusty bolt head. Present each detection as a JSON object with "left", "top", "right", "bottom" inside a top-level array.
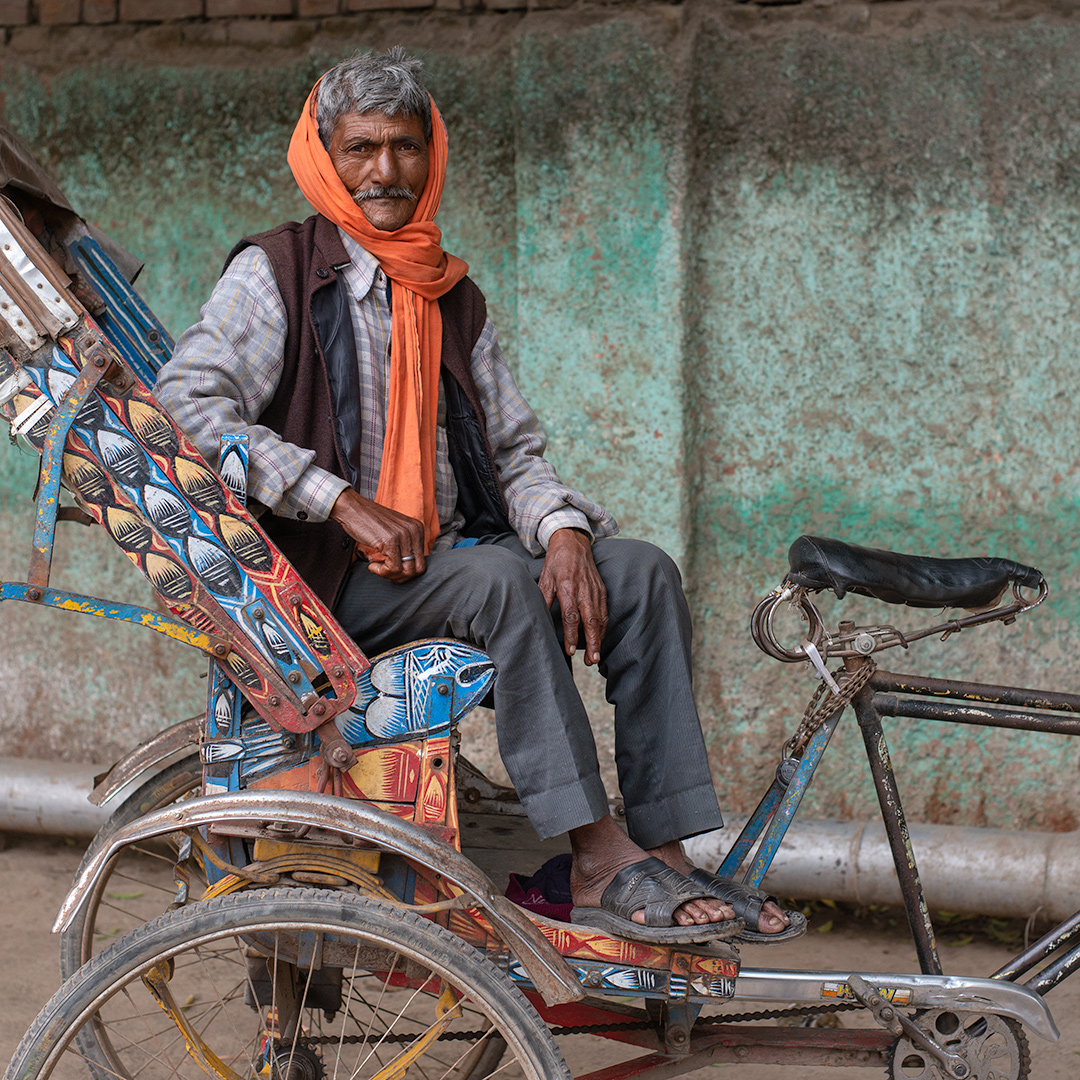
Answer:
[
  {"left": 329, "top": 747, "right": 351, "bottom": 767},
  {"left": 312, "top": 702, "right": 326, "bottom": 716},
  {"left": 734, "top": 1046, "right": 749, "bottom": 1059},
  {"left": 252, "top": 607, "right": 264, "bottom": 620},
  {"left": 213, "top": 643, "right": 228, "bottom": 656},
  {"left": 268, "top": 695, "right": 280, "bottom": 707},
  {"left": 288, "top": 671, "right": 301, "bottom": 684},
  {"left": 331, "top": 666, "right": 345, "bottom": 678},
  {"left": 92, "top": 355, "right": 106, "bottom": 368},
  {"left": 667, "top": 1028, "right": 688, "bottom": 1047},
  {"left": 436, "top": 684, "right": 450, "bottom": 696},
  {"left": 27, "top": 588, "right": 41, "bottom": 601}
]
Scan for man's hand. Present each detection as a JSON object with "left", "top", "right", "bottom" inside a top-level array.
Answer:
[
  {"left": 539, "top": 528, "right": 607, "bottom": 666},
  {"left": 330, "top": 488, "right": 426, "bottom": 582}
]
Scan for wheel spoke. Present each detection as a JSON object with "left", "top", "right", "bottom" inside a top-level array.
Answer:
[{"left": 23, "top": 890, "right": 567, "bottom": 1080}]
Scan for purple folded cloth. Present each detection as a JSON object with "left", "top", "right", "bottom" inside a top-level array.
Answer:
[{"left": 505, "top": 853, "right": 573, "bottom": 922}]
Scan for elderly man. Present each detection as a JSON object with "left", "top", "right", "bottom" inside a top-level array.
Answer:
[{"left": 156, "top": 49, "right": 794, "bottom": 946}]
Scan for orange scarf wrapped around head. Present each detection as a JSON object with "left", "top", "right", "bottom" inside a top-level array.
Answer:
[{"left": 287, "top": 81, "right": 468, "bottom": 554}]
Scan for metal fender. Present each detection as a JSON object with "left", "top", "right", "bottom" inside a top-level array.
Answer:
[
  {"left": 53, "top": 789, "right": 583, "bottom": 1007},
  {"left": 89, "top": 716, "right": 201, "bottom": 806}
]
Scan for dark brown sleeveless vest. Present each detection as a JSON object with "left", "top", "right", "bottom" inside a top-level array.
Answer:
[{"left": 226, "top": 214, "right": 510, "bottom": 608}]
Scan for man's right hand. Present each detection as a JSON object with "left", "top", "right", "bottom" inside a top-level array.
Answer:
[{"left": 329, "top": 488, "right": 426, "bottom": 582}]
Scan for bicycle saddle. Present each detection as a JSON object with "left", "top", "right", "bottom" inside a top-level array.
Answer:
[{"left": 785, "top": 535, "right": 1044, "bottom": 610}]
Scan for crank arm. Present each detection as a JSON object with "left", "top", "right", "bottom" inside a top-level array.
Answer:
[{"left": 846, "top": 974, "right": 971, "bottom": 1079}]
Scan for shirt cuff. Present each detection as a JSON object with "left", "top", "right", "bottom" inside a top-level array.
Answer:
[
  {"left": 277, "top": 467, "right": 351, "bottom": 523},
  {"left": 538, "top": 508, "right": 592, "bottom": 550}
]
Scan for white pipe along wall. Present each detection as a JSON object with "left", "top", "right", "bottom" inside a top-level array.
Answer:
[
  {"left": 686, "top": 817, "right": 1080, "bottom": 923},
  {"left": 2, "top": 758, "right": 1078, "bottom": 922}
]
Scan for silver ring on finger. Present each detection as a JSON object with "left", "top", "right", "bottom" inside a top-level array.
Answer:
[{"left": 401, "top": 555, "right": 416, "bottom": 562}]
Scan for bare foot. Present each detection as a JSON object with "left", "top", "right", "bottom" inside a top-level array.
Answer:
[{"left": 569, "top": 817, "right": 737, "bottom": 928}]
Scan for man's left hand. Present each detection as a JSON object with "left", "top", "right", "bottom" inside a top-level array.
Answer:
[{"left": 539, "top": 528, "right": 607, "bottom": 666}]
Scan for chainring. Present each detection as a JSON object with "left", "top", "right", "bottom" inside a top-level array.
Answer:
[{"left": 887, "top": 1009, "right": 1030, "bottom": 1080}]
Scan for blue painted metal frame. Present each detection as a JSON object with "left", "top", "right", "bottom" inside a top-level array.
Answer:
[
  {"left": 66, "top": 235, "right": 174, "bottom": 388},
  {"left": 0, "top": 582, "right": 223, "bottom": 651},
  {"left": 717, "top": 711, "right": 844, "bottom": 887}
]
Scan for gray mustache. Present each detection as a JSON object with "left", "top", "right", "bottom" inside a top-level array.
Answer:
[{"left": 353, "top": 186, "right": 416, "bottom": 203}]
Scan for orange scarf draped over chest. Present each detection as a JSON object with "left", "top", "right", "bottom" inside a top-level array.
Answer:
[{"left": 287, "top": 82, "right": 468, "bottom": 553}]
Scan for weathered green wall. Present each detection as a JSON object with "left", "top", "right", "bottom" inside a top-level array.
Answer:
[{"left": 2, "top": 3, "right": 1079, "bottom": 831}]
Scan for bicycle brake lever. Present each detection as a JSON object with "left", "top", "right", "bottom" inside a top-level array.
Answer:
[{"left": 802, "top": 639, "right": 842, "bottom": 695}]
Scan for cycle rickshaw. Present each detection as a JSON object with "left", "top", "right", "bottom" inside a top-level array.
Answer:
[{"left": 2, "top": 134, "right": 1078, "bottom": 1080}]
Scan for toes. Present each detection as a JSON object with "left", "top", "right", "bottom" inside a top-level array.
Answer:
[
  {"left": 759, "top": 901, "right": 791, "bottom": 933},
  {"left": 679, "top": 899, "right": 735, "bottom": 926},
  {"left": 678, "top": 901, "right": 709, "bottom": 925}
]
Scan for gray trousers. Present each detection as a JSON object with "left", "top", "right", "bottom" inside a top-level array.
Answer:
[{"left": 333, "top": 534, "right": 723, "bottom": 848}]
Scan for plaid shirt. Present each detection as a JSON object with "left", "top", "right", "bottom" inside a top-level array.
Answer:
[{"left": 156, "top": 228, "right": 617, "bottom": 554}]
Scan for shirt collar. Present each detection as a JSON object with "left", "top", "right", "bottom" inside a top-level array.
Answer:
[{"left": 337, "top": 227, "right": 382, "bottom": 298}]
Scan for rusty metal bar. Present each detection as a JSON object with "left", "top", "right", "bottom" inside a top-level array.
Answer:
[
  {"left": 1024, "top": 940, "right": 1080, "bottom": 995},
  {"left": 993, "top": 910, "right": 1080, "bottom": 981},
  {"left": 849, "top": 661, "right": 942, "bottom": 976},
  {"left": 874, "top": 694, "right": 1080, "bottom": 736},
  {"left": 871, "top": 671, "right": 1080, "bottom": 714}
]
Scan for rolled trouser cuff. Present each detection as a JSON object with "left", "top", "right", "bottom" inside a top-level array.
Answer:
[
  {"left": 623, "top": 782, "right": 725, "bottom": 850},
  {"left": 515, "top": 772, "right": 611, "bottom": 841}
]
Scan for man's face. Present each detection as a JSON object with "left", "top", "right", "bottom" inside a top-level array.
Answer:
[{"left": 328, "top": 111, "right": 430, "bottom": 233}]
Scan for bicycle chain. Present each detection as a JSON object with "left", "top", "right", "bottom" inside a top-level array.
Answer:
[
  {"left": 296, "top": 1001, "right": 861, "bottom": 1045},
  {"left": 785, "top": 660, "right": 876, "bottom": 758}
]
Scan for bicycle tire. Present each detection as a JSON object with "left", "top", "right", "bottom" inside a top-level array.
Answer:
[
  {"left": 59, "top": 754, "right": 203, "bottom": 981},
  {"left": 11, "top": 887, "right": 568, "bottom": 1080}
]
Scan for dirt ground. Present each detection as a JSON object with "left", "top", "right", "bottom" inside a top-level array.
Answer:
[{"left": 2, "top": 832, "right": 1078, "bottom": 1079}]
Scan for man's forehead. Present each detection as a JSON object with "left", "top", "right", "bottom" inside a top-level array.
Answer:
[{"left": 334, "top": 110, "right": 426, "bottom": 136}]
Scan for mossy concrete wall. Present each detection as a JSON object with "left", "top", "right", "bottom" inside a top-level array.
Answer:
[{"left": 2, "top": 1, "right": 1080, "bottom": 832}]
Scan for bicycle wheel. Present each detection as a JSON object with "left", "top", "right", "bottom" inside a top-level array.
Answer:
[
  {"left": 10, "top": 887, "right": 569, "bottom": 1080},
  {"left": 59, "top": 755, "right": 203, "bottom": 980}
]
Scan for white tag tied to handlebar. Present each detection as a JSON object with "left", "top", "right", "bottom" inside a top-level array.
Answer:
[{"left": 802, "top": 639, "right": 842, "bottom": 696}]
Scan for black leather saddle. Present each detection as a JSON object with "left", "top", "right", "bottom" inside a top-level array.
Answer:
[{"left": 785, "top": 535, "right": 1044, "bottom": 610}]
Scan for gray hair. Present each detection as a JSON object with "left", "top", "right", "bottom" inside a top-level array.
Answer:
[{"left": 316, "top": 48, "right": 433, "bottom": 149}]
